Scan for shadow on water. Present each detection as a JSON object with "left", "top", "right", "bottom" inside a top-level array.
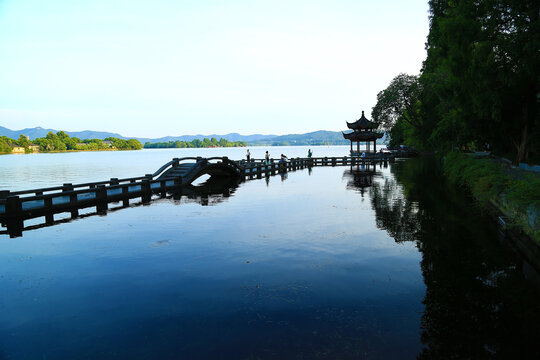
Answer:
[
  {"left": 360, "top": 157, "right": 540, "bottom": 359},
  {"left": 0, "top": 177, "right": 241, "bottom": 238}
]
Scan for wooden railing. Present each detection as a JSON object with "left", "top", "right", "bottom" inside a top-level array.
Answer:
[
  {"left": 0, "top": 154, "right": 393, "bottom": 237},
  {"left": 235, "top": 154, "right": 393, "bottom": 178}
]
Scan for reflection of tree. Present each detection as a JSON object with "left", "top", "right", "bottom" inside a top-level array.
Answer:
[
  {"left": 371, "top": 158, "right": 540, "bottom": 358},
  {"left": 344, "top": 162, "right": 421, "bottom": 243},
  {"left": 369, "top": 175, "right": 421, "bottom": 243}
]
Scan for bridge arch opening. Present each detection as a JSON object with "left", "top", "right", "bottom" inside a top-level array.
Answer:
[
  {"left": 191, "top": 174, "right": 211, "bottom": 186},
  {"left": 186, "top": 164, "right": 240, "bottom": 185}
]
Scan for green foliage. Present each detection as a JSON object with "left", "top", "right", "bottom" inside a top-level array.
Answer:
[
  {"left": 0, "top": 132, "right": 142, "bottom": 153},
  {"left": 444, "top": 152, "right": 507, "bottom": 202},
  {"left": 443, "top": 152, "right": 540, "bottom": 242},
  {"left": 103, "top": 137, "right": 143, "bottom": 150},
  {"left": 506, "top": 174, "right": 540, "bottom": 208},
  {"left": 127, "top": 139, "right": 143, "bottom": 150},
  {"left": 144, "top": 138, "right": 245, "bottom": 149},
  {"left": 375, "top": 0, "right": 540, "bottom": 163},
  {"left": 0, "top": 136, "right": 13, "bottom": 153},
  {"left": 16, "top": 134, "right": 29, "bottom": 147},
  {"left": 15, "top": 134, "right": 35, "bottom": 153},
  {"left": 58, "top": 131, "right": 78, "bottom": 150},
  {"left": 372, "top": 73, "right": 423, "bottom": 132}
]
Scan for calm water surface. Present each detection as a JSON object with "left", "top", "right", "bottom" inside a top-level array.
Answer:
[
  {"left": 1, "top": 147, "right": 539, "bottom": 359},
  {"left": 0, "top": 146, "right": 356, "bottom": 191}
]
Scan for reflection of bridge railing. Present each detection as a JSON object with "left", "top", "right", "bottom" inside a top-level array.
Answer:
[
  {"left": 0, "top": 177, "right": 240, "bottom": 238},
  {"left": 0, "top": 155, "right": 393, "bottom": 238}
]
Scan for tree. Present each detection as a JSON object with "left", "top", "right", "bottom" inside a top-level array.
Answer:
[
  {"left": 43, "top": 131, "right": 67, "bottom": 151},
  {"left": 127, "top": 139, "right": 143, "bottom": 150},
  {"left": 372, "top": 73, "right": 423, "bottom": 132},
  {"left": 420, "top": 0, "right": 540, "bottom": 163},
  {"left": 0, "top": 136, "right": 13, "bottom": 153},
  {"left": 16, "top": 134, "right": 30, "bottom": 147},
  {"left": 371, "top": 73, "right": 429, "bottom": 148},
  {"left": 483, "top": 0, "right": 540, "bottom": 164}
]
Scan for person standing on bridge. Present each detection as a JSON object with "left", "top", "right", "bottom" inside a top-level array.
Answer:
[
  {"left": 265, "top": 151, "right": 270, "bottom": 165},
  {"left": 307, "top": 149, "right": 312, "bottom": 158},
  {"left": 246, "top": 149, "right": 251, "bottom": 163}
]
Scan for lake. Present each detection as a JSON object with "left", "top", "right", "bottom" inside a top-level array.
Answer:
[
  {"left": 1, "top": 146, "right": 539, "bottom": 359},
  {"left": 0, "top": 146, "right": 355, "bottom": 191}
]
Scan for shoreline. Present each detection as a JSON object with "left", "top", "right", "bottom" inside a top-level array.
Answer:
[
  {"left": 0, "top": 148, "right": 140, "bottom": 155},
  {"left": 442, "top": 152, "right": 540, "bottom": 282}
]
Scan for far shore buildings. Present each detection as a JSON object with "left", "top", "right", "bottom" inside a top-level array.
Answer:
[
  {"left": 8, "top": 144, "right": 25, "bottom": 154},
  {"left": 29, "top": 144, "right": 40, "bottom": 152},
  {"left": 7, "top": 143, "right": 40, "bottom": 153},
  {"left": 342, "top": 111, "right": 384, "bottom": 156}
]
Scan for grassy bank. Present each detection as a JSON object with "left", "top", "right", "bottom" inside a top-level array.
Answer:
[{"left": 443, "top": 152, "right": 540, "bottom": 243}]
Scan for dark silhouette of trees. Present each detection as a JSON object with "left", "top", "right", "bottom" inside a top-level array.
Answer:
[{"left": 373, "top": 0, "right": 539, "bottom": 164}]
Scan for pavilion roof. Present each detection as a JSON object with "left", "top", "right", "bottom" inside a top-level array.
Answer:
[
  {"left": 346, "top": 111, "right": 377, "bottom": 130},
  {"left": 342, "top": 130, "right": 384, "bottom": 141}
]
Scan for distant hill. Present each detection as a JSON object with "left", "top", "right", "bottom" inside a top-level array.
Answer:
[
  {"left": 0, "top": 126, "right": 126, "bottom": 140},
  {"left": 0, "top": 125, "right": 387, "bottom": 145},
  {"left": 0, "top": 126, "right": 276, "bottom": 143},
  {"left": 247, "top": 130, "right": 387, "bottom": 146},
  {"left": 137, "top": 133, "right": 277, "bottom": 144}
]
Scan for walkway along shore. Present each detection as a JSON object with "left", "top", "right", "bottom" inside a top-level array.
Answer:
[{"left": 0, "top": 154, "right": 393, "bottom": 237}]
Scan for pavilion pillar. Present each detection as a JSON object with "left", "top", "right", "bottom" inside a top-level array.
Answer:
[
  {"left": 350, "top": 141, "right": 353, "bottom": 154},
  {"left": 357, "top": 141, "right": 360, "bottom": 154}
]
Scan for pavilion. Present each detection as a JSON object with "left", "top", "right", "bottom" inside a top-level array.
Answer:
[{"left": 342, "top": 111, "right": 384, "bottom": 156}]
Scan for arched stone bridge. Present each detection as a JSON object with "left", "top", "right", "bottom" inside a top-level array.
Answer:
[{"left": 154, "top": 157, "right": 243, "bottom": 184}]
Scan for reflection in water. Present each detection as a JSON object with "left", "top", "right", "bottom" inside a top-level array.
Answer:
[
  {"left": 342, "top": 163, "right": 380, "bottom": 197},
  {"left": 368, "top": 164, "right": 421, "bottom": 243},
  {"left": 178, "top": 176, "right": 241, "bottom": 206},
  {"left": 1, "top": 158, "right": 539, "bottom": 358},
  {"left": 366, "top": 158, "right": 540, "bottom": 358},
  {"left": 2, "top": 177, "right": 241, "bottom": 237}
]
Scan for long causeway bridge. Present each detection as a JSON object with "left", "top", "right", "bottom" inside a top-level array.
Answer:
[{"left": 0, "top": 154, "right": 392, "bottom": 237}]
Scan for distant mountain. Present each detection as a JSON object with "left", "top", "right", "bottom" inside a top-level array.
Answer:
[
  {"left": 0, "top": 125, "right": 126, "bottom": 140},
  {"left": 247, "top": 130, "right": 387, "bottom": 146},
  {"left": 0, "top": 126, "right": 276, "bottom": 143},
  {"left": 137, "top": 133, "right": 277, "bottom": 144},
  {"left": 0, "top": 125, "right": 387, "bottom": 145}
]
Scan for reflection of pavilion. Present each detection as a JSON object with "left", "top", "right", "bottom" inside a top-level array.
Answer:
[{"left": 342, "top": 163, "right": 379, "bottom": 196}]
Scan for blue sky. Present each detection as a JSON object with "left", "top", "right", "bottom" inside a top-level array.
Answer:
[{"left": 0, "top": 0, "right": 429, "bottom": 137}]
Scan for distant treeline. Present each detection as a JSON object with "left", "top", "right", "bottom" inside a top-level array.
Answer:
[
  {"left": 144, "top": 137, "right": 246, "bottom": 148},
  {"left": 0, "top": 131, "right": 142, "bottom": 153}
]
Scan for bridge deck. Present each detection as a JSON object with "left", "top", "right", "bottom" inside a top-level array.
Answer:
[{"left": 0, "top": 154, "right": 393, "bottom": 237}]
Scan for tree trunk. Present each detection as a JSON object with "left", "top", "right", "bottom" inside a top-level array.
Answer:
[
  {"left": 513, "top": 82, "right": 537, "bottom": 166},
  {"left": 514, "top": 123, "right": 527, "bottom": 166}
]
